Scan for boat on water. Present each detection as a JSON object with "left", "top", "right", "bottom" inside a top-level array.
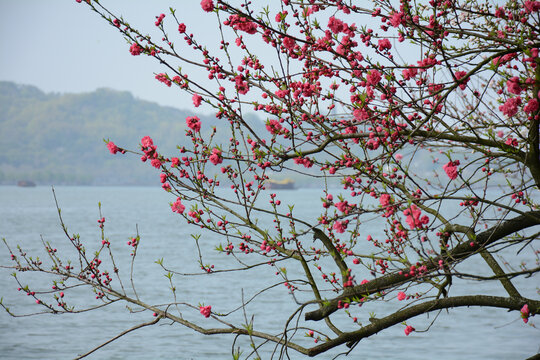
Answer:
[
  {"left": 266, "top": 178, "right": 295, "bottom": 190},
  {"left": 17, "top": 180, "right": 36, "bottom": 187}
]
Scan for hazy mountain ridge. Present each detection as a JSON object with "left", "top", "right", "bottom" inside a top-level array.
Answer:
[
  {"left": 0, "top": 81, "right": 455, "bottom": 188},
  {"left": 0, "top": 82, "right": 215, "bottom": 185}
]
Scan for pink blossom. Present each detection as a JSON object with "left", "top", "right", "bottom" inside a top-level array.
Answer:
[
  {"left": 395, "top": 153, "right": 403, "bottom": 162},
  {"left": 200, "top": 305, "right": 212, "bottom": 318},
  {"left": 178, "top": 23, "right": 186, "bottom": 33},
  {"left": 454, "top": 71, "right": 469, "bottom": 90},
  {"left": 389, "top": 12, "right": 404, "bottom": 27},
  {"left": 336, "top": 39, "right": 351, "bottom": 56},
  {"left": 328, "top": 16, "right": 345, "bottom": 34},
  {"left": 294, "top": 157, "right": 313, "bottom": 168},
  {"left": 186, "top": 116, "right": 202, "bottom": 132},
  {"left": 150, "top": 158, "right": 162, "bottom": 168},
  {"left": 379, "top": 194, "right": 392, "bottom": 207},
  {"left": 353, "top": 108, "right": 369, "bottom": 121},
  {"left": 524, "top": 1, "right": 540, "bottom": 13},
  {"left": 209, "top": 148, "right": 223, "bottom": 165},
  {"left": 171, "top": 198, "right": 185, "bottom": 214},
  {"left": 402, "top": 67, "right": 418, "bottom": 81},
  {"left": 227, "top": 15, "right": 257, "bottom": 34},
  {"left": 378, "top": 38, "right": 392, "bottom": 51},
  {"left": 171, "top": 157, "right": 180, "bottom": 167},
  {"left": 129, "top": 43, "right": 143, "bottom": 56},
  {"left": 443, "top": 161, "right": 459, "bottom": 180},
  {"left": 524, "top": 98, "right": 539, "bottom": 114},
  {"left": 366, "top": 70, "right": 382, "bottom": 86},
  {"left": 234, "top": 74, "right": 250, "bottom": 94},
  {"left": 155, "top": 13, "right": 165, "bottom": 27},
  {"left": 336, "top": 201, "right": 349, "bottom": 213},
  {"left": 155, "top": 73, "right": 171, "bottom": 87},
  {"left": 283, "top": 36, "right": 296, "bottom": 51},
  {"left": 404, "top": 325, "right": 415, "bottom": 336},
  {"left": 200, "top": 0, "right": 214, "bottom": 12},
  {"left": 107, "top": 141, "right": 119, "bottom": 154},
  {"left": 397, "top": 292, "right": 406, "bottom": 301},
  {"left": 141, "top": 136, "right": 154, "bottom": 148},
  {"left": 266, "top": 119, "right": 283, "bottom": 134},
  {"left": 520, "top": 304, "right": 530, "bottom": 323},
  {"left": 499, "top": 97, "right": 522, "bottom": 117},
  {"left": 192, "top": 94, "right": 202, "bottom": 107},
  {"left": 403, "top": 205, "right": 429, "bottom": 229},
  {"left": 275, "top": 89, "right": 289, "bottom": 98},
  {"left": 506, "top": 77, "right": 522, "bottom": 95},
  {"left": 492, "top": 53, "right": 517, "bottom": 67},
  {"left": 366, "top": 138, "right": 380, "bottom": 150},
  {"left": 417, "top": 56, "right": 439, "bottom": 70},
  {"left": 505, "top": 137, "right": 518, "bottom": 147},
  {"left": 333, "top": 220, "right": 347, "bottom": 233}
]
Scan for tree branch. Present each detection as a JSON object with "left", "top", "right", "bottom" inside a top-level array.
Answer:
[
  {"left": 74, "top": 317, "right": 161, "bottom": 359},
  {"left": 305, "top": 210, "right": 540, "bottom": 321},
  {"left": 312, "top": 228, "right": 350, "bottom": 279},
  {"left": 479, "top": 250, "right": 521, "bottom": 298},
  {"left": 307, "top": 295, "right": 539, "bottom": 356}
]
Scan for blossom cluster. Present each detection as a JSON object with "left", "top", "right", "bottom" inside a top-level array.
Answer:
[{"left": 199, "top": 305, "right": 212, "bottom": 318}]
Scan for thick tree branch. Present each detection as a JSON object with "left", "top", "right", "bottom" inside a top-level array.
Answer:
[
  {"left": 480, "top": 250, "right": 521, "bottom": 298},
  {"left": 312, "top": 228, "right": 349, "bottom": 279},
  {"left": 305, "top": 210, "right": 540, "bottom": 321},
  {"left": 307, "top": 295, "right": 539, "bottom": 356},
  {"left": 526, "top": 62, "right": 540, "bottom": 187}
]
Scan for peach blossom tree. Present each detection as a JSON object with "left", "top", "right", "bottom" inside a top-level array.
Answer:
[{"left": 3, "top": 0, "right": 540, "bottom": 358}]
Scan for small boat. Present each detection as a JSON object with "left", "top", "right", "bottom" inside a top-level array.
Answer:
[
  {"left": 266, "top": 178, "right": 295, "bottom": 190},
  {"left": 17, "top": 180, "right": 36, "bottom": 187}
]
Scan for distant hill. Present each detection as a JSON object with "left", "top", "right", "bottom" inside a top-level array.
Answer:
[
  {"left": 0, "top": 81, "right": 456, "bottom": 189},
  {"left": 0, "top": 82, "right": 225, "bottom": 185},
  {"left": 0, "top": 81, "right": 323, "bottom": 187}
]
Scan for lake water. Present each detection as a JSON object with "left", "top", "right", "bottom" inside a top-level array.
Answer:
[{"left": 0, "top": 186, "right": 538, "bottom": 359}]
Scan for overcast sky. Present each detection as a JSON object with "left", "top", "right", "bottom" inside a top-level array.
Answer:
[
  {"left": 0, "top": 1, "right": 397, "bottom": 114},
  {"left": 0, "top": 0, "right": 230, "bottom": 112}
]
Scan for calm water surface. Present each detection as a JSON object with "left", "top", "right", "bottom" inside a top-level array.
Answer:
[{"left": 0, "top": 186, "right": 538, "bottom": 359}]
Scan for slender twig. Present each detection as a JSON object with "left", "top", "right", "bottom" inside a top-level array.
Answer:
[{"left": 74, "top": 317, "right": 161, "bottom": 360}]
